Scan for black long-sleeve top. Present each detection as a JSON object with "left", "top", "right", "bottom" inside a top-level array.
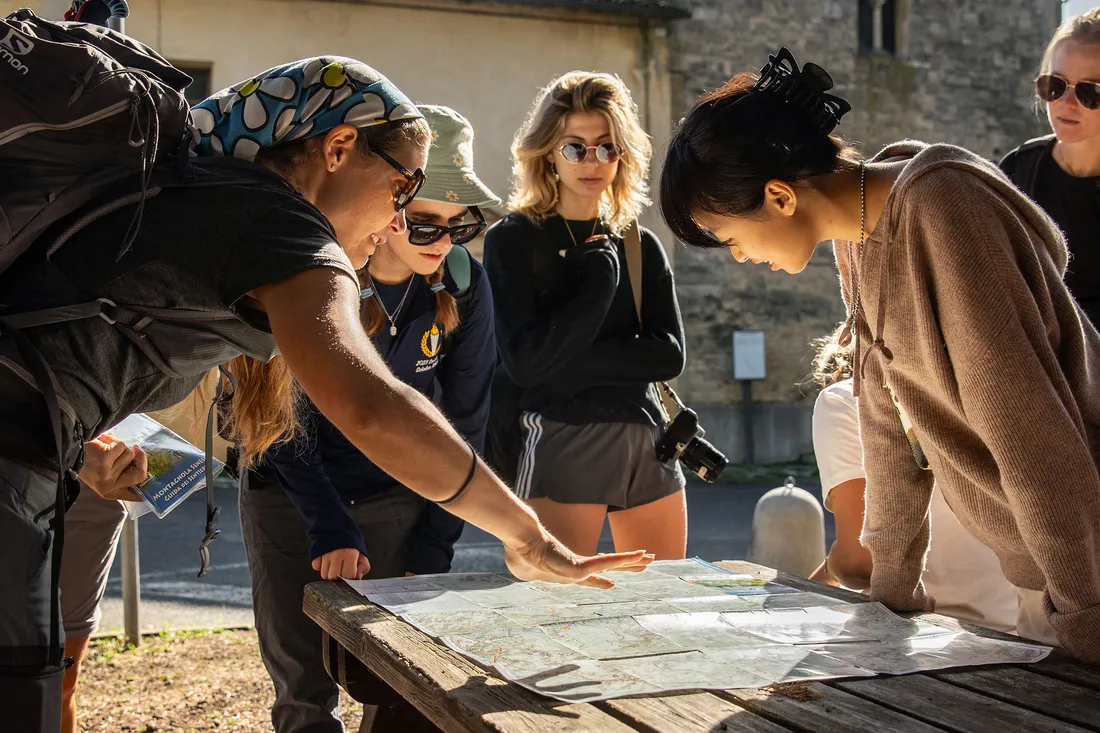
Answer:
[{"left": 483, "top": 212, "right": 685, "bottom": 427}]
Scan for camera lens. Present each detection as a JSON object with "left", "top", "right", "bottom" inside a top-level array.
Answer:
[{"left": 680, "top": 435, "right": 729, "bottom": 483}]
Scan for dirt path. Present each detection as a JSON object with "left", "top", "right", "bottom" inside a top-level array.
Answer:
[{"left": 79, "top": 629, "right": 363, "bottom": 732}]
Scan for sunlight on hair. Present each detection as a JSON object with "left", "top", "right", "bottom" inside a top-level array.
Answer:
[{"left": 509, "top": 71, "right": 652, "bottom": 235}]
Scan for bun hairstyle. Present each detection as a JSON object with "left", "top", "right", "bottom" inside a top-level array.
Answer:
[
  {"left": 660, "top": 47, "right": 859, "bottom": 248},
  {"left": 359, "top": 263, "right": 460, "bottom": 338}
]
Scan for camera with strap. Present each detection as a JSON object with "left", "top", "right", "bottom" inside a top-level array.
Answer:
[{"left": 620, "top": 222, "right": 728, "bottom": 483}]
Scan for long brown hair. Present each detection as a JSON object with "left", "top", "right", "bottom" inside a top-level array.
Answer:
[
  {"left": 359, "top": 262, "right": 460, "bottom": 338},
  {"left": 509, "top": 71, "right": 652, "bottom": 236},
  {"left": 224, "top": 116, "right": 431, "bottom": 468}
]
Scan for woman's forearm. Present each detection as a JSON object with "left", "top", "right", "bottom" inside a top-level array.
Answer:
[{"left": 259, "top": 268, "right": 546, "bottom": 550}]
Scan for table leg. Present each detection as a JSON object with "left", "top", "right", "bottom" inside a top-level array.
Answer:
[{"left": 322, "top": 631, "right": 441, "bottom": 733}]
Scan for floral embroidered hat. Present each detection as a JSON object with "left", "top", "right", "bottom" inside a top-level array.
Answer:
[
  {"left": 190, "top": 56, "right": 421, "bottom": 161},
  {"left": 416, "top": 105, "right": 501, "bottom": 208}
]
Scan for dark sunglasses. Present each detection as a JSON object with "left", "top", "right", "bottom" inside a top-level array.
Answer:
[
  {"left": 559, "top": 142, "right": 623, "bottom": 164},
  {"left": 407, "top": 206, "right": 486, "bottom": 246},
  {"left": 369, "top": 143, "right": 426, "bottom": 210},
  {"left": 1036, "top": 74, "right": 1100, "bottom": 111}
]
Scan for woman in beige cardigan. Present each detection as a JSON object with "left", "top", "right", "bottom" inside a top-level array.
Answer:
[{"left": 658, "top": 47, "right": 1100, "bottom": 661}]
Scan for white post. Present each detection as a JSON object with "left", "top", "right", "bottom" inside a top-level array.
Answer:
[
  {"left": 747, "top": 478, "right": 826, "bottom": 578},
  {"left": 121, "top": 517, "right": 141, "bottom": 646}
]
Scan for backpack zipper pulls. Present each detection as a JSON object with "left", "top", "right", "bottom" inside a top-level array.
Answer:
[{"left": 127, "top": 96, "right": 146, "bottom": 147}]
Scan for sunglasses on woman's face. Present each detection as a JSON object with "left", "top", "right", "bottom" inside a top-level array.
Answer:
[
  {"left": 1037, "top": 74, "right": 1100, "bottom": 111},
  {"left": 407, "top": 207, "right": 486, "bottom": 246},
  {"left": 559, "top": 142, "right": 623, "bottom": 165},
  {"left": 369, "top": 143, "right": 426, "bottom": 210}
]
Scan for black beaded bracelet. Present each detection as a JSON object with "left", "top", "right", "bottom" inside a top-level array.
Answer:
[{"left": 437, "top": 443, "right": 478, "bottom": 506}]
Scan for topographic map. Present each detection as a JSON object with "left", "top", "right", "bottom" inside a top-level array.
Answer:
[{"left": 345, "top": 558, "right": 1051, "bottom": 702}]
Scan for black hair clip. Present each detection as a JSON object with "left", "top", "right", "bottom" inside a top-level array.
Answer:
[
  {"left": 753, "top": 47, "right": 851, "bottom": 137},
  {"left": 429, "top": 281, "right": 446, "bottom": 294}
]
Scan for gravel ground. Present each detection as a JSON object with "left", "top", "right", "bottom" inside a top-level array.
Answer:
[{"left": 78, "top": 629, "right": 363, "bottom": 732}]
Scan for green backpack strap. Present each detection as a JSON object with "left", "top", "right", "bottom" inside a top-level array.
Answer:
[
  {"left": 440, "top": 245, "right": 475, "bottom": 359},
  {"left": 446, "top": 243, "right": 472, "bottom": 299}
]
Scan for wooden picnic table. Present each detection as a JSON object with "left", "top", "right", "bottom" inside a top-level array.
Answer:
[{"left": 304, "top": 560, "right": 1100, "bottom": 733}]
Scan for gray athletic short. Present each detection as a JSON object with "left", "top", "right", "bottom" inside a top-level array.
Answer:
[
  {"left": 514, "top": 413, "right": 685, "bottom": 511},
  {"left": 59, "top": 486, "right": 127, "bottom": 638}
]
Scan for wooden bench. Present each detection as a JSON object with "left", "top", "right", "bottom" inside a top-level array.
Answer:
[{"left": 304, "top": 560, "right": 1100, "bottom": 733}]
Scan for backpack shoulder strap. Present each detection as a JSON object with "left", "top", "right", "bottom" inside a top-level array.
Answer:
[
  {"left": 624, "top": 221, "right": 643, "bottom": 329},
  {"left": 446, "top": 243, "right": 473, "bottom": 299},
  {"left": 440, "top": 245, "right": 475, "bottom": 358}
]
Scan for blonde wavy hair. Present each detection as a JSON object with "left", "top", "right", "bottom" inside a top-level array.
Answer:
[{"left": 509, "top": 71, "right": 652, "bottom": 236}]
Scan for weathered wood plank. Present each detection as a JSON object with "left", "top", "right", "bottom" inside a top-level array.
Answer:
[
  {"left": 718, "top": 683, "right": 947, "bottom": 733},
  {"left": 834, "top": 673, "right": 1091, "bottom": 733},
  {"left": 932, "top": 667, "right": 1100, "bottom": 732},
  {"left": 1028, "top": 654, "right": 1100, "bottom": 692},
  {"left": 599, "top": 691, "right": 793, "bottom": 733},
  {"left": 304, "top": 581, "right": 642, "bottom": 733}
]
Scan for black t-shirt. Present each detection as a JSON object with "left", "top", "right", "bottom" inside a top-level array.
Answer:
[
  {"left": 483, "top": 212, "right": 685, "bottom": 427},
  {"left": 1001, "top": 144, "right": 1100, "bottom": 318},
  {"left": 0, "top": 164, "right": 356, "bottom": 468},
  {"left": 1031, "top": 154, "right": 1100, "bottom": 307}
]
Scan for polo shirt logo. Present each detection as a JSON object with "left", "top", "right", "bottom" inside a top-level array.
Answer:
[{"left": 421, "top": 323, "right": 442, "bottom": 358}]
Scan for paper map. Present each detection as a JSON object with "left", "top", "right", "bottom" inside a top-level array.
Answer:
[{"left": 345, "top": 558, "right": 1052, "bottom": 703}]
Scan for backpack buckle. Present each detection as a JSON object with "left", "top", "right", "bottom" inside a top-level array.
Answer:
[{"left": 96, "top": 298, "right": 118, "bottom": 325}]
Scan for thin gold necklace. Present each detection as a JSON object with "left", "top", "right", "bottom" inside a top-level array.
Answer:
[{"left": 563, "top": 215, "right": 601, "bottom": 248}]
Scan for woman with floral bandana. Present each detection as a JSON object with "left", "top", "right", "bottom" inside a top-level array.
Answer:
[
  {"left": 0, "top": 58, "right": 651, "bottom": 732},
  {"left": 240, "top": 105, "right": 500, "bottom": 733}
]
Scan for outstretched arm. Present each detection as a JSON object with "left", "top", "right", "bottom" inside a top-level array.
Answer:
[{"left": 254, "top": 267, "right": 652, "bottom": 586}]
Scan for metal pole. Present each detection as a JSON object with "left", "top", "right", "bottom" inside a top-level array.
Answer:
[
  {"left": 121, "top": 517, "right": 141, "bottom": 646},
  {"left": 107, "top": 9, "right": 137, "bottom": 645},
  {"left": 742, "top": 380, "right": 755, "bottom": 465}
]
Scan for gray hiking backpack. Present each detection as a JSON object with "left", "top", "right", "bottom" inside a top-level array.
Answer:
[
  {"left": 1, "top": 7, "right": 193, "bottom": 268},
  {"left": 1, "top": 6, "right": 246, "bottom": 588}
]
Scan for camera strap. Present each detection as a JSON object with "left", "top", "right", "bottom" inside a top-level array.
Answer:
[{"left": 623, "top": 222, "right": 677, "bottom": 422}]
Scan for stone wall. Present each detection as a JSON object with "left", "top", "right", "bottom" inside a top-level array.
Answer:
[{"left": 668, "top": 0, "right": 1059, "bottom": 455}]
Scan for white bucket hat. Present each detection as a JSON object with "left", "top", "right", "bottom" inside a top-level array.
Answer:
[{"left": 416, "top": 105, "right": 501, "bottom": 208}]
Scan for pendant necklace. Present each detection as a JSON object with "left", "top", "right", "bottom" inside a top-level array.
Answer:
[
  {"left": 373, "top": 276, "right": 415, "bottom": 337},
  {"left": 566, "top": 216, "right": 600, "bottom": 247},
  {"left": 561, "top": 215, "right": 601, "bottom": 256}
]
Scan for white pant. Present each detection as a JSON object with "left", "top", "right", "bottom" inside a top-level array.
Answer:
[{"left": 1016, "top": 589, "right": 1060, "bottom": 647}]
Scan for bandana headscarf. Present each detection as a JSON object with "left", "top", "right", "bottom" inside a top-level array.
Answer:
[{"left": 190, "top": 56, "right": 421, "bottom": 161}]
